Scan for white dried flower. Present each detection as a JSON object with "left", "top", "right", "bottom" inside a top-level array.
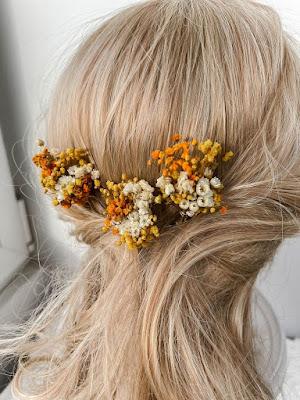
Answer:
[
  {"left": 189, "top": 201, "right": 199, "bottom": 213},
  {"left": 139, "top": 190, "right": 153, "bottom": 201},
  {"left": 123, "top": 182, "right": 135, "bottom": 195},
  {"left": 131, "top": 226, "right": 140, "bottom": 238},
  {"left": 56, "top": 192, "right": 65, "bottom": 201},
  {"left": 179, "top": 199, "right": 190, "bottom": 210},
  {"left": 165, "top": 183, "right": 175, "bottom": 196},
  {"left": 156, "top": 175, "right": 171, "bottom": 189},
  {"left": 189, "top": 192, "right": 197, "bottom": 201},
  {"left": 135, "top": 199, "right": 149, "bottom": 211},
  {"left": 55, "top": 175, "right": 75, "bottom": 200},
  {"left": 86, "top": 163, "right": 93, "bottom": 173},
  {"left": 132, "top": 183, "right": 141, "bottom": 194},
  {"left": 176, "top": 171, "right": 194, "bottom": 194},
  {"left": 49, "top": 148, "right": 60, "bottom": 157},
  {"left": 117, "top": 218, "right": 140, "bottom": 238},
  {"left": 196, "top": 177, "right": 211, "bottom": 196},
  {"left": 128, "top": 211, "right": 139, "bottom": 222},
  {"left": 67, "top": 165, "right": 77, "bottom": 176},
  {"left": 139, "top": 179, "right": 154, "bottom": 192},
  {"left": 177, "top": 171, "right": 189, "bottom": 183},
  {"left": 197, "top": 197, "right": 205, "bottom": 207},
  {"left": 197, "top": 193, "right": 214, "bottom": 208},
  {"left": 210, "top": 177, "right": 223, "bottom": 189},
  {"left": 55, "top": 175, "right": 75, "bottom": 189},
  {"left": 91, "top": 169, "right": 100, "bottom": 180},
  {"left": 117, "top": 178, "right": 157, "bottom": 239},
  {"left": 203, "top": 195, "right": 214, "bottom": 207},
  {"left": 186, "top": 210, "right": 195, "bottom": 217},
  {"left": 74, "top": 166, "right": 87, "bottom": 178},
  {"left": 138, "top": 208, "right": 149, "bottom": 215},
  {"left": 197, "top": 195, "right": 214, "bottom": 207},
  {"left": 118, "top": 219, "right": 133, "bottom": 236},
  {"left": 181, "top": 180, "right": 194, "bottom": 194},
  {"left": 139, "top": 214, "right": 152, "bottom": 227}
]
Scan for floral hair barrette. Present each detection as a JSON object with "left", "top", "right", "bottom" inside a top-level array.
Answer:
[{"left": 33, "top": 135, "right": 234, "bottom": 249}]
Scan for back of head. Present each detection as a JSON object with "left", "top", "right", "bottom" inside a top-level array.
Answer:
[{"left": 7, "top": 0, "right": 300, "bottom": 399}]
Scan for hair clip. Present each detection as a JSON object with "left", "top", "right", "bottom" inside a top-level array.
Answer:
[
  {"left": 33, "top": 135, "right": 234, "bottom": 249},
  {"left": 148, "top": 134, "right": 234, "bottom": 218},
  {"left": 32, "top": 139, "right": 101, "bottom": 208},
  {"left": 99, "top": 176, "right": 160, "bottom": 249}
]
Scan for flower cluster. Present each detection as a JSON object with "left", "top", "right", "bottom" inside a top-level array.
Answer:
[
  {"left": 148, "top": 134, "right": 234, "bottom": 217},
  {"left": 32, "top": 139, "right": 100, "bottom": 208},
  {"left": 100, "top": 176, "right": 159, "bottom": 250},
  {"left": 32, "top": 135, "right": 234, "bottom": 250}
]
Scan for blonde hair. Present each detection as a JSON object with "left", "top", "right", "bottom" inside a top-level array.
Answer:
[{"left": 2, "top": 0, "right": 300, "bottom": 399}]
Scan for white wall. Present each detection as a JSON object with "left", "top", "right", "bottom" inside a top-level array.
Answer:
[{"left": 3, "top": 0, "right": 300, "bottom": 336}]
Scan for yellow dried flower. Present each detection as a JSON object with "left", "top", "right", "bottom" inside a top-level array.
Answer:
[{"left": 222, "top": 150, "right": 234, "bottom": 161}]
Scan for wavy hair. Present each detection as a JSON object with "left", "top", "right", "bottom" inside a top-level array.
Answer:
[{"left": 1, "top": 0, "right": 300, "bottom": 399}]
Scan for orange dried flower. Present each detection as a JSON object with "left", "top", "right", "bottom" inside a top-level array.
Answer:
[
  {"left": 171, "top": 133, "right": 182, "bottom": 141},
  {"left": 220, "top": 206, "right": 228, "bottom": 215},
  {"left": 151, "top": 150, "right": 160, "bottom": 160}
]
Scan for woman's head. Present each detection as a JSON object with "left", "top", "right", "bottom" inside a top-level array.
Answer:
[
  {"left": 47, "top": 0, "right": 300, "bottom": 246},
  {"left": 6, "top": 0, "right": 300, "bottom": 399}
]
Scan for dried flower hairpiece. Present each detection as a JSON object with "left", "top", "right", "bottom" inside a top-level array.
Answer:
[
  {"left": 148, "top": 134, "right": 234, "bottom": 218},
  {"left": 32, "top": 139, "right": 101, "bottom": 208},
  {"left": 33, "top": 135, "right": 234, "bottom": 249}
]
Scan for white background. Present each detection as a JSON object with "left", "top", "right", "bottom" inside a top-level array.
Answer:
[{"left": 1, "top": 0, "right": 300, "bottom": 336}]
